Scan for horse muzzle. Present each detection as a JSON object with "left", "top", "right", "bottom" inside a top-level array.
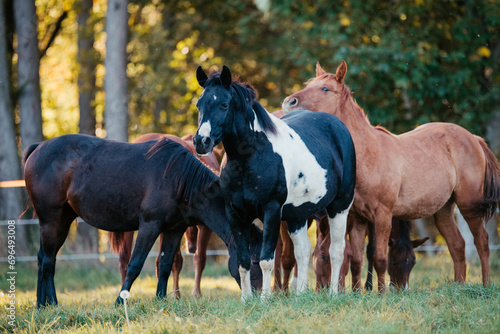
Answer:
[{"left": 193, "top": 134, "right": 214, "bottom": 156}]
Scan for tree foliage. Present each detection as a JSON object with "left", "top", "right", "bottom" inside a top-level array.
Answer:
[{"left": 19, "top": 0, "right": 500, "bottom": 139}]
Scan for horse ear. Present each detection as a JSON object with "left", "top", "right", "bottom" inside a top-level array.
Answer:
[
  {"left": 411, "top": 237, "right": 430, "bottom": 249},
  {"left": 316, "top": 61, "right": 327, "bottom": 77},
  {"left": 221, "top": 65, "right": 232, "bottom": 88},
  {"left": 335, "top": 60, "right": 347, "bottom": 83},
  {"left": 196, "top": 66, "right": 208, "bottom": 88}
]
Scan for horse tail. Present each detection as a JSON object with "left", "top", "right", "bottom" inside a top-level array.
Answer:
[
  {"left": 109, "top": 231, "right": 127, "bottom": 254},
  {"left": 472, "top": 138, "right": 500, "bottom": 221},
  {"left": 23, "top": 143, "right": 40, "bottom": 165}
]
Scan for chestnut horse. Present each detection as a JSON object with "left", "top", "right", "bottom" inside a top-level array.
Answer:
[
  {"left": 271, "top": 110, "right": 426, "bottom": 292},
  {"left": 283, "top": 61, "right": 500, "bottom": 291},
  {"left": 109, "top": 133, "right": 219, "bottom": 298}
]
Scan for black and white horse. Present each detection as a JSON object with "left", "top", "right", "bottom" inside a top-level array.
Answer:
[{"left": 193, "top": 66, "right": 356, "bottom": 299}]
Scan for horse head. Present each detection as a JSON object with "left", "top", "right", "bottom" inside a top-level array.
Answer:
[
  {"left": 193, "top": 65, "right": 234, "bottom": 156},
  {"left": 387, "top": 221, "right": 429, "bottom": 290},
  {"left": 282, "top": 61, "right": 350, "bottom": 117}
]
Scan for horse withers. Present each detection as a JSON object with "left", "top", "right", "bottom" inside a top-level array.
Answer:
[
  {"left": 193, "top": 65, "right": 356, "bottom": 300},
  {"left": 283, "top": 61, "right": 500, "bottom": 291},
  {"left": 24, "top": 134, "right": 262, "bottom": 308}
]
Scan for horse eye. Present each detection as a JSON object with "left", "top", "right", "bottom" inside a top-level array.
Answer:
[
  {"left": 221, "top": 103, "right": 229, "bottom": 109},
  {"left": 322, "top": 87, "right": 329, "bottom": 92}
]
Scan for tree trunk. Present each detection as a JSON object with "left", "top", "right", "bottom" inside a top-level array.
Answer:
[
  {"left": 104, "top": 0, "right": 129, "bottom": 142},
  {"left": 77, "top": 0, "right": 96, "bottom": 136},
  {"left": 0, "top": 0, "right": 31, "bottom": 255},
  {"left": 14, "top": 0, "right": 43, "bottom": 152}
]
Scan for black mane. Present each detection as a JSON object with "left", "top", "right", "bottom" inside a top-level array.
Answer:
[
  {"left": 392, "top": 220, "right": 413, "bottom": 252},
  {"left": 206, "top": 72, "right": 277, "bottom": 134},
  {"left": 146, "top": 138, "right": 219, "bottom": 206}
]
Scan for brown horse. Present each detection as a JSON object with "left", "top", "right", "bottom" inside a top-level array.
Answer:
[
  {"left": 109, "top": 133, "right": 220, "bottom": 298},
  {"left": 283, "top": 61, "right": 500, "bottom": 291}
]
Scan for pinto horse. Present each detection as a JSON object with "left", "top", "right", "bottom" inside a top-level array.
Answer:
[
  {"left": 24, "top": 134, "right": 262, "bottom": 307},
  {"left": 193, "top": 66, "right": 356, "bottom": 299},
  {"left": 283, "top": 61, "right": 500, "bottom": 291},
  {"left": 108, "top": 133, "right": 220, "bottom": 298}
]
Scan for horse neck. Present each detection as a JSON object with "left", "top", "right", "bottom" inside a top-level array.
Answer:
[
  {"left": 223, "top": 103, "right": 259, "bottom": 161},
  {"left": 337, "top": 96, "right": 381, "bottom": 153}
]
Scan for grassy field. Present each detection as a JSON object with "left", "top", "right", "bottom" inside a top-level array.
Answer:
[{"left": 1, "top": 253, "right": 499, "bottom": 333}]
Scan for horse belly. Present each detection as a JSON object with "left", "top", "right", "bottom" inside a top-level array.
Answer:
[{"left": 392, "top": 177, "right": 454, "bottom": 219}]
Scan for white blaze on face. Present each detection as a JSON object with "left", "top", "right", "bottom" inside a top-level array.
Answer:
[
  {"left": 213, "top": 95, "right": 217, "bottom": 100},
  {"left": 253, "top": 112, "right": 327, "bottom": 207},
  {"left": 198, "top": 120, "right": 212, "bottom": 138}
]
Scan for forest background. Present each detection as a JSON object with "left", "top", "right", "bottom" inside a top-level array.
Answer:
[{"left": 0, "top": 0, "right": 499, "bottom": 256}]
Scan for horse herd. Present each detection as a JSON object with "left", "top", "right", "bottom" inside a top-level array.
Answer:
[{"left": 23, "top": 62, "right": 500, "bottom": 308}]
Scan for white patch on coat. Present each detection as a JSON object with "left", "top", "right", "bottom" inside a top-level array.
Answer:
[
  {"left": 239, "top": 266, "right": 252, "bottom": 301},
  {"left": 260, "top": 259, "right": 274, "bottom": 299},
  {"left": 328, "top": 200, "right": 352, "bottom": 295},
  {"left": 198, "top": 121, "right": 212, "bottom": 137},
  {"left": 213, "top": 95, "right": 217, "bottom": 100},
  {"left": 253, "top": 111, "right": 327, "bottom": 207},
  {"left": 288, "top": 223, "right": 311, "bottom": 293}
]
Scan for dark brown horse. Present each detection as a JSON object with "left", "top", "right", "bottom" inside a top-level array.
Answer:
[
  {"left": 109, "top": 133, "right": 220, "bottom": 298},
  {"left": 24, "top": 134, "right": 262, "bottom": 307},
  {"left": 283, "top": 61, "right": 500, "bottom": 291}
]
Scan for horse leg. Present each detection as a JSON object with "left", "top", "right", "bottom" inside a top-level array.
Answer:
[
  {"left": 339, "top": 234, "right": 352, "bottom": 292},
  {"left": 170, "top": 243, "right": 182, "bottom": 299},
  {"left": 156, "top": 229, "right": 186, "bottom": 299},
  {"left": 348, "top": 213, "right": 367, "bottom": 291},
  {"left": 119, "top": 232, "right": 134, "bottom": 285},
  {"left": 260, "top": 202, "right": 283, "bottom": 299},
  {"left": 464, "top": 214, "right": 490, "bottom": 286},
  {"left": 327, "top": 204, "right": 350, "bottom": 295},
  {"left": 185, "top": 226, "right": 198, "bottom": 254},
  {"left": 372, "top": 211, "right": 392, "bottom": 293},
  {"left": 192, "top": 224, "right": 212, "bottom": 297},
  {"left": 364, "top": 222, "right": 375, "bottom": 291},
  {"left": 468, "top": 218, "right": 490, "bottom": 286},
  {"left": 287, "top": 220, "right": 311, "bottom": 294},
  {"left": 273, "top": 226, "right": 283, "bottom": 291},
  {"left": 226, "top": 205, "right": 253, "bottom": 301},
  {"left": 37, "top": 204, "right": 76, "bottom": 307},
  {"left": 433, "top": 203, "right": 466, "bottom": 283},
  {"left": 281, "top": 221, "right": 296, "bottom": 292},
  {"left": 116, "top": 219, "right": 163, "bottom": 305}
]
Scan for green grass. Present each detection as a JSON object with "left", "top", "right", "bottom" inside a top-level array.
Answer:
[{"left": 1, "top": 253, "right": 499, "bottom": 333}]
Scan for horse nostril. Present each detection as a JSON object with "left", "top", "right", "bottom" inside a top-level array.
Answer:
[
  {"left": 201, "top": 137, "right": 210, "bottom": 146},
  {"left": 289, "top": 97, "right": 298, "bottom": 107}
]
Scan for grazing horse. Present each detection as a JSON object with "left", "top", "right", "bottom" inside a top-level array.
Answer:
[
  {"left": 24, "top": 134, "right": 262, "bottom": 308},
  {"left": 283, "top": 61, "right": 500, "bottom": 291},
  {"left": 109, "top": 133, "right": 220, "bottom": 298},
  {"left": 193, "top": 65, "right": 356, "bottom": 299}
]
